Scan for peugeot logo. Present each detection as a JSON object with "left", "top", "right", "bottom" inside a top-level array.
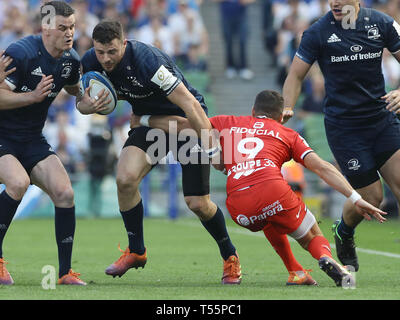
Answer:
[
  {"left": 236, "top": 214, "right": 250, "bottom": 226},
  {"left": 350, "top": 45, "right": 363, "bottom": 53}
]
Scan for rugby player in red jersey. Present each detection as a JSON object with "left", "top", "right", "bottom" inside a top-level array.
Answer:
[{"left": 133, "top": 90, "right": 387, "bottom": 287}]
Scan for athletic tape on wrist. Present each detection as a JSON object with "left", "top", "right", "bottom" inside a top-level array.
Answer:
[
  {"left": 349, "top": 190, "right": 362, "bottom": 204},
  {"left": 140, "top": 115, "right": 151, "bottom": 127}
]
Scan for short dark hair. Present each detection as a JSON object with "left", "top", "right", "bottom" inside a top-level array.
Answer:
[
  {"left": 92, "top": 20, "right": 124, "bottom": 44},
  {"left": 40, "top": 1, "right": 75, "bottom": 20},
  {"left": 253, "top": 90, "right": 284, "bottom": 120}
]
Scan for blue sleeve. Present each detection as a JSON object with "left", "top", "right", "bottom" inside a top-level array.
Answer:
[
  {"left": 4, "top": 43, "right": 27, "bottom": 90},
  {"left": 142, "top": 51, "right": 181, "bottom": 96},
  {"left": 295, "top": 28, "right": 320, "bottom": 65},
  {"left": 383, "top": 15, "right": 400, "bottom": 53}
]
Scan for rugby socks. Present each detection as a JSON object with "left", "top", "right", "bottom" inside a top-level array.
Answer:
[
  {"left": 307, "top": 235, "right": 332, "bottom": 260},
  {"left": 55, "top": 206, "right": 76, "bottom": 278},
  {"left": 0, "top": 191, "right": 21, "bottom": 258},
  {"left": 200, "top": 207, "right": 236, "bottom": 261},
  {"left": 336, "top": 216, "right": 355, "bottom": 240},
  {"left": 120, "top": 200, "right": 145, "bottom": 255},
  {"left": 263, "top": 226, "right": 304, "bottom": 272}
]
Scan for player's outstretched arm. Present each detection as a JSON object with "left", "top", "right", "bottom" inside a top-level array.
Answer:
[
  {"left": 282, "top": 56, "right": 312, "bottom": 124},
  {"left": 131, "top": 113, "right": 193, "bottom": 134},
  {"left": 381, "top": 51, "right": 400, "bottom": 113},
  {"left": 0, "top": 51, "right": 16, "bottom": 83},
  {"left": 303, "top": 152, "right": 387, "bottom": 223},
  {"left": 0, "top": 74, "right": 54, "bottom": 110}
]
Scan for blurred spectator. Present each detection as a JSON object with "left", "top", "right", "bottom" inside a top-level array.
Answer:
[
  {"left": 217, "top": 0, "right": 255, "bottom": 81},
  {"left": 86, "top": 115, "right": 116, "bottom": 216},
  {"left": 168, "top": 0, "right": 209, "bottom": 68},
  {"left": 71, "top": 0, "right": 100, "bottom": 39},
  {"left": 183, "top": 43, "right": 208, "bottom": 71},
  {"left": 382, "top": 48, "right": 400, "bottom": 91},
  {"left": 300, "top": 66, "right": 325, "bottom": 115},
  {"left": 135, "top": 15, "right": 174, "bottom": 55},
  {"left": 74, "top": 33, "right": 93, "bottom": 57},
  {"left": 0, "top": 2, "right": 33, "bottom": 50},
  {"left": 44, "top": 110, "right": 85, "bottom": 177}
]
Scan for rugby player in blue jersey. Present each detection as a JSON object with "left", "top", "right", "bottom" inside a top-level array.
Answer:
[
  {"left": 78, "top": 20, "right": 242, "bottom": 284},
  {"left": 0, "top": 1, "right": 86, "bottom": 285},
  {"left": 282, "top": 0, "right": 400, "bottom": 271}
]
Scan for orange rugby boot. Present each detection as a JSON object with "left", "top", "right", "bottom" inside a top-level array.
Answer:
[
  {"left": 105, "top": 244, "right": 147, "bottom": 277},
  {"left": 58, "top": 269, "right": 87, "bottom": 286},
  {"left": 0, "top": 258, "right": 14, "bottom": 285},
  {"left": 222, "top": 253, "right": 242, "bottom": 285},
  {"left": 286, "top": 270, "right": 318, "bottom": 286}
]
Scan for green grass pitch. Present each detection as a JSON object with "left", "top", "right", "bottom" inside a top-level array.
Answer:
[{"left": 1, "top": 216, "right": 400, "bottom": 300}]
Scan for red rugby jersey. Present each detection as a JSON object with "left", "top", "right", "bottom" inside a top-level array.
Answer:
[{"left": 209, "top": 115, "right": 313, "bottom": 194}]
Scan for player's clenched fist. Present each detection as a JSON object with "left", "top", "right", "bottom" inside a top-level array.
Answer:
[
  {"left": 0, "top": 50, "right": 16, "bottom": 84},
  {"left": 281, "top": 106, "right": 294, "bottom": 124}
]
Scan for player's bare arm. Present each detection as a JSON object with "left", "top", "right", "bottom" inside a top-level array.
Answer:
[
  {"left": 0, "top": 51, "right": 16, "bottom": 83},
  {"left": 381, "top": 50, "right": 400, "bottom": 113},
  {"left": 131, "top": 113, "right": 193, "bottom": 134},
  {"left": 0, "top": 74, "right": 54, "bottom": 110},
  {"left": 167, "top": 82, "right": 218, "bottom": 153},
  {"left": 303, "top": 152, "right": 387, "bottom": 223},
  {"left": 282, "top": 56, "right": 312, "bottom": 123},
  {"left": 167, "top": 82, "right": 212, "bottom": 135}
]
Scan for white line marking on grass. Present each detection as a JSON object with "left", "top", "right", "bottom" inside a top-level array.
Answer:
[{"left": 176, "top": 220, "right": 400, "bottom": 259}]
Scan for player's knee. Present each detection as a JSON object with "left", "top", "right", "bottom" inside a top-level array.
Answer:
[
  {"left": 53, "top": 185, "right": 74, "bottom": 205},
  {"left": 116, "top": 173, "right": 140, "bottom": 194},
  {"left": 7, "top": 176, "right": 30, "bottom": 200},
  {"left": 184, "top": 196, "right": 212, "bottom": 217}
]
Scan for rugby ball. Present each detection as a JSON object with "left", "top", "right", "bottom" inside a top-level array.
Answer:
[{"left": 80, "top": 71, "right": 117, "bottom": 115}]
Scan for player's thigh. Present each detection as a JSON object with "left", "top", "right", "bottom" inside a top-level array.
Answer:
[
  {"left": 0, "top": 154, "right": 30, "bottom": 198},
  {"left": 288, "top": 208, "right": 318, "bottom": 245},
  {"left": 30, "top": 154, "right": 74, "bottom": 204},
  {"left": 325, "top": 120, "right": 379, "bottom": 189},
  {"left": 378, "top": 149, "right": 400, "bottom": 200},
  {"left": 296, "top": 223, "right": 322, "bottom": 250}
]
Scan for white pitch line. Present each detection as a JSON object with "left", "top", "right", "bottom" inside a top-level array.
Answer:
[{"left": 176, "top": 220, "right": 400, "bottom": 259}]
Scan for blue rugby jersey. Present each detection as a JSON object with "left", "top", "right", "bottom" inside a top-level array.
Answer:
[
  {"left": 2, "top": 35, "right": 80, "bottom": 141},
  {"left": 296, "top": 7, "right": 400, "bottom": 123},
  {"left": 81, "top": 40, "right": 208, "bottom": 117}
]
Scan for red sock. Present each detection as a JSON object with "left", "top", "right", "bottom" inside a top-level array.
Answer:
[
  {"left": 307, "top": 236, "right": 332, "bottom": 260},
  {"left": 263, "top": 224, "right": 304, "bottom": 272}
]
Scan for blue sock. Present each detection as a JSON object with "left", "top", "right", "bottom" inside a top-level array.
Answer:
[
  {"left": 0, "top": 191, "right": 21, "bottom": 258},
  {"left": 120, "top": 200, "right": 145, "bottom": 255},
  {"left": 336, "top": 216, "right": 355, "bottom": 240},
  {"left": 200, "top": 207, "right": 236, "bottom": 261},
  {"left": 55, "top": 206, "right": 76, "bottom": 277}
]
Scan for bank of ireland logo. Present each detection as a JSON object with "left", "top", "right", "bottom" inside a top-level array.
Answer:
[
  {"left": 350, "top": 45, "right": 362, "bottom": 53},
  {"left": 236, "top": 214, "right": 250, "bottom": 227},
  {"left": 347, "top": 158, "right": 361, "bottom": 171}
]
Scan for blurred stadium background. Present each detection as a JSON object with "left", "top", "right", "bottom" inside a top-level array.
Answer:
[{"left": 1, "top": 0, "right": 399, "bottom": 222}]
